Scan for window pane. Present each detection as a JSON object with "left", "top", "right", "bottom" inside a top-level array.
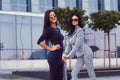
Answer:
[
  {"left": 32, "top": 17, "right": 43, "bottom": 49},
  {"left": 39, "top": 0, "right": 53, "bottom": 13},
  {"left": 39, "top": 0, "right": 45, "bottom": 12},
  {"left": 19, "top": 0, "right": 26, "bottom": 5},
  {"left": 11, "top": 0, "right": 18, "bottom": 4},
  {"left": 20, "top": 6, "right": 27, "bottom": 11},
  {"left": 0, "top": 14, "right": 15, "bottom": 55},
  {"left": 47, "top": 0, "right": 52, "bottom": 9},
  {"left": 11, "top": 0, "right": 27, "bottom": 12},
  {"left": 65, "top": 0, "right": 76, "bottom": 9},
  {"left": 16, "top": 16, "right": 31, "bottom": 49},
  {"left": 11, "top": 5, "right": 18, "bottom": 11}
]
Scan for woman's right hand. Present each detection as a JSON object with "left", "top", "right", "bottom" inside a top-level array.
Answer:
[
  {"left": 51, "top": 44, "right": 61, "bottom": 51},
  {"left": 62, "top": 53, "right": 68, "bottom": 64}
]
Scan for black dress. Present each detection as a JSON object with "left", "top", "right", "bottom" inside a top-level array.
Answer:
[{"left": 37, "top": 27, "right": 64, "bottom": 80}]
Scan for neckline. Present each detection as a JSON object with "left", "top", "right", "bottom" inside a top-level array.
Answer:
[
  {"left": 73, "top": 26, "right": 79, "bottom": 33},
  {"left": 51, "top": 26, "right": 57, "bottom": 28}
]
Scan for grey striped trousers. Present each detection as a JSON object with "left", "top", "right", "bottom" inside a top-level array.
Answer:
[{"left": 71, "top": 52, "right": 96, "bottom": 80}]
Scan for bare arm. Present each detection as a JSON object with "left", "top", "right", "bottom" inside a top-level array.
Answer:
[{"left": 39, "top": 41, "right": 60, "bottom": 51}]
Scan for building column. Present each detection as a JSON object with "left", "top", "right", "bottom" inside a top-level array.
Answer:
[
  {"left": 53, "top": 0, "right": 58, "bottom": 9},
  {"left": 27, "top": 0, "right": 31, "bottom": 12},
  {"left": 0, "top": 0, "right": 2, "bottom": 10}
]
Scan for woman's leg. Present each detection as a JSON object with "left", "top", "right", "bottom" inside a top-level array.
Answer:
[
  {"left": 47, "top": 52, "right": 63, "bottom": 80},
  {"left": 84, "top": 51, "right": 96, "bottom": 80},
  {"left": 57, "top": 62, "right": 63, "bottom": 80},
  {"left": 71, "top": 56, "right": 84, "bottom": 80}
]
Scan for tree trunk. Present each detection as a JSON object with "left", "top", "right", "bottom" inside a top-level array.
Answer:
[{"left": 107, "top": 32, "right": 111, "bottom": 67}]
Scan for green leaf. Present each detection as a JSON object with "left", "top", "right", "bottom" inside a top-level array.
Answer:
[
  {"left": 54, "top": 7, "right": 87, "bottom": 32},
  {"left": 90, "top": 10, "right": 120, "bottom": 33}
]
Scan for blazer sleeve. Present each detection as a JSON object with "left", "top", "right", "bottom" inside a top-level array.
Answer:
[
  {"left": 68, "top": 29, "right": 84, "bottom": 58},
  {"left": 64, "top": 37, "right": 72, "bottom": 54}
]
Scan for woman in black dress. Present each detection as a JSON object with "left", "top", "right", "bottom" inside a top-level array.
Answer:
[{"left": 37, "top": 10, "right": 64, "bottom": 80}]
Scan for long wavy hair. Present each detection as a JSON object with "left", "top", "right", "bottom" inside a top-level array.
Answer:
[
  {"left": 68, "top": 13, "right": 83, "bottom": 35},
  {"left": 43, "top": 10, "right": 57, "bottom": 44}
]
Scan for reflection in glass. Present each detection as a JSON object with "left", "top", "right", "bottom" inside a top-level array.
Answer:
[
  {"left": 11, "top": 0, "right": 27, "bottom": 12},
  {"left": 39, "top": 0, "right": 52, "bottom": 13},
  {"left": 0, "top": 13, "right": 45, "bottom": 60}
]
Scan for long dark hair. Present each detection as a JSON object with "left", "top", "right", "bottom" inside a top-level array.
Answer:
[
  {"left": 43, "top": 10, "right": 57, "bottom": 44},
  {"left": 68, "top": 13, "right": 83, "bottom": 35}
]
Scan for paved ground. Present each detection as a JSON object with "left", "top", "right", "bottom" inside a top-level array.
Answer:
[
  {"left": 0, "top": 74, "right": 120, "bottom": 80},
  {"left": 0, "top": 74, "right": 43, "bottom": 80},
  {"left": 79, "top": 76, "right": 120, "bottom": 80}
]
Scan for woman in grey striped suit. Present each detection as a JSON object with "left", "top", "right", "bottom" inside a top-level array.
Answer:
[{"left": 62, "top": 13, "right": 96, "bottom": 80}]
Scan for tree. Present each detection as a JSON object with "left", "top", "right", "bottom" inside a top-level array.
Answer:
[
  {"left": 89, "top": 10, "right": 120, "bottom": 32},
  {"left": 54, "top": 7, "right": 88, "bottom": 32},
  {"left": 89, "top": 10, "right": 120, "bottom": 67}
]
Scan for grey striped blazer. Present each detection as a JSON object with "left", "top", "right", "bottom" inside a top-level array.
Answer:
[{"left": 64, "top": 26, "right": 92, "bottom": 58}]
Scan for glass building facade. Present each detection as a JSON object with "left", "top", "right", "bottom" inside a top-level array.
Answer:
[
  {"left": 0, "top": 12, "right": 44, "bottom": 60},
  {"left": 10, "top": 0, "right": 27, "bottom": 12},
  {"left": 0, "top": 0, "right": 120, "bottom": 60},
  {"left": 1, "top": 0, "right": 120, "bottom": 13},
  {"left": 31, "top": 0, "right": 53, "bottom": 13}
]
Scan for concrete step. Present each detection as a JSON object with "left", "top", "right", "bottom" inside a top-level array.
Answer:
[{"left": 13, "top": 68, "right": 120, "bottom": 80}]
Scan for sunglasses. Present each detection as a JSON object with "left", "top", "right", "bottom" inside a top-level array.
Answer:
[
  {"left": 49, "top": 14, "right": 56, "bottom": 19},
  {"left": 71, "top": 18, "right": 78, "bottom": 22}
]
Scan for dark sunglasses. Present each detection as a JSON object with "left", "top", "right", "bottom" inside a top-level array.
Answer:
[
  {"left": 71, "top": 19, "right": 78, "bottom": 22},
  {"left": 49, "top": 14, "right": 56, "bottom": 19}
]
